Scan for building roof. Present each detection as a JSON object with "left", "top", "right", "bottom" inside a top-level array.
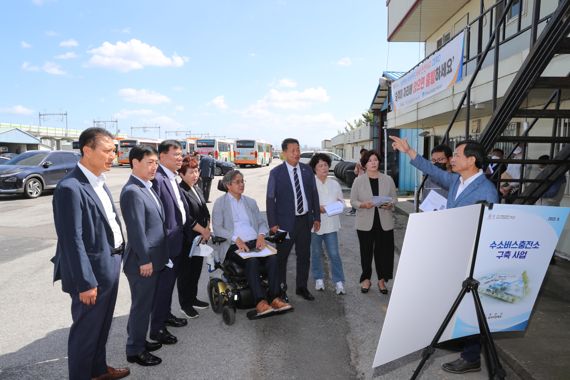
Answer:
[
  {"left": 370, "top": 71, "right": 406, "bottom": 112},
  {"left": 0, "top": 127, "right": 41, "bottom": 144}
]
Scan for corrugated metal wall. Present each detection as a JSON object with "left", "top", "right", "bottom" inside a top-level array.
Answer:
[{"left": 397, "top": 128, "right": 424, "bottom": 193}]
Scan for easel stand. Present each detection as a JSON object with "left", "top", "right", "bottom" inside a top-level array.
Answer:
[{"left": 410, "top": 203, "right": 506, "bottom": 380}]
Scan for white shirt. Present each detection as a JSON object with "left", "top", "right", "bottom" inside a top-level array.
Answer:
[
  {"left": 77, "top": 162, "right": 123, "bottom": 249},
  {"left": 160, "top": 164, "right": 186, "bottom": 225},
  {"left": 132, "top": 174, "right": 161, "bottom": 209},
  {"left": 456, "top": 170, "right": 484, "bottom": 200},
  {"left": 285, "top": 161, "right": 308, "bottom": 215},
  {"left": 228, "top": 194, "right": 258, "bottom": 242},
  {"left": 314, "top": 176, "right": 343, "bottom": 235}
]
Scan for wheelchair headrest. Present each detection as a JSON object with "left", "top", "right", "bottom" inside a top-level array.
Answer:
[{"left": 266, "top": 230, "right": 287, "bottom": 244}]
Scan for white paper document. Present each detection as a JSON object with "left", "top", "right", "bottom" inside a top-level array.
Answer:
[
  {"left": 372, "top": 195, "right": 393, "bottom": 207},
  {"left": 188, "top": 235, "right": 214, "bottom": 257},
  {"left": 419, "top": 190, "right": 447, "bottom": 212},
  {"left": 324, "top": 200, "right": 344, "bottom": 216},
  {"left": 236, "top": 245, "right": 277, "bottom": 259}
]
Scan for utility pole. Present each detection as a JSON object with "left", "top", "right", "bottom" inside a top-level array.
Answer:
[
  {"left": 130, "top": 125, "right": 161, "bottom": 139},
  {"left": 93, "top": 120, "right": 119, "bottom": 136},
  {"left": 39, "top": 112, "right": 68, "bottom": 137}
]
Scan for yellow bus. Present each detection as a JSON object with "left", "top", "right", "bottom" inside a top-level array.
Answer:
[
  {"left": 195, "top": 138, "right": 234, "bottom": 162},
  {"left": 118, "top": 138, "right": 161, "bottom": 165},
  {"left": 234, "top": 139, "right": 273, "bottom": 167}
]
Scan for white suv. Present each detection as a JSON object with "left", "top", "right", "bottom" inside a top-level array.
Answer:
[{"left": 299, "top": 151, "right": 344, "bottom": 171}]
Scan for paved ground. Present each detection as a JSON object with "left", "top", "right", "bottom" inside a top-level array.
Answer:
[{"left": 0, "top": 160, "right": 564, "bottom": 379}]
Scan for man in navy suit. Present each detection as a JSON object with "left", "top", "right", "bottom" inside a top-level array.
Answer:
[
  {"left": 52, "top": 127, "right": 130, "bottom": 380},
  {"left": 267, "top": 138, "right": 320, "bottom": 301},
  {"left": 390, "top": 136, "right": 499, "bottom": 375},
  {"left": 199, "top": 152, "right": 216, "bottom": 203},
  {"left": 149, "top": 140, "right": 189, "bottom": 344},
  {"left": 120, "top": 145, "right": 169, "bottom": 367}
]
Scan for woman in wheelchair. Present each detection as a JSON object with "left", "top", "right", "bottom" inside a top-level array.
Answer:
[{"left": 212, "top": 170, "right": 292, "bottom": 316}]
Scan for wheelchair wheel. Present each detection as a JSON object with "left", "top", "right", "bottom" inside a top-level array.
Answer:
[
  {"left": 208, "top": 278, "right": 225, "bottom": 314},
  {"left": 222, "top": 306, "right": 236, "bottom": 326}
]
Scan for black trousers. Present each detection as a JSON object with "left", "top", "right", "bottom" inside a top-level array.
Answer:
[
  {"left": 125, "top": 271, "right": 158, "bottom": 356},
  {"left": 356, "top": 210, "right": 394, "bottom": 283},
  {"left": 276, "top": 213, "right": 311, "bottom": 290},
  {"left": 150, "top": 255, "right": 179, "bottom": 334},
  {"left": 177, "top": 255, "right": 204, "bottom": 309},
  {"left": 200, "top": 177, "right": 213, "bottom": 202},
  {"left": 226, "top": 244, "right": 281, "bottom": 304}
]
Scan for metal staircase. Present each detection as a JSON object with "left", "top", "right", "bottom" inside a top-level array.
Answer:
[{"left": 439, "top": 0, "right": 570, "bottom": 205}]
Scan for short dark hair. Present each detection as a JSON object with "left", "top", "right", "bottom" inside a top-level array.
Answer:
[
  {"left": 431, "top": 144, "right": 452, "bottom": 158},
  {"left": 538, "top": 154, "right": 550, "bottom": 161},
  {"left": 129, "top": 145, "right": 158, "bottom": 168},
  {"left": 359, "top": 148, "right": 368, "bottom": 155},
  {"left": 491, "top": 148, "right": 504, "bottom": 156},
  {"left": 78, "top": 127, "right": 114, "bottom": 157},
  {"left": 309, "top": 153, "right": 331, "bottom": 172},
  {"left": 281, "top": 138, "right": 300, "bottom": 151},
  {"left": 456, "top": 140, "right": 486, "bottom": 169},
  {"left": 361, "top": 149, "right": 381, "bottom": 168},
  {"left": 158, "top": 139, "right": 182, "bottom": 155},
  {"left": 178, "top": 156, "right": 199, "bottom": 175}
]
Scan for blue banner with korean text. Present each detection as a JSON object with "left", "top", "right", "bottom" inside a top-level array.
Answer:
[{"left": 450, "top": 204, "right": 570, "bottom": 338}]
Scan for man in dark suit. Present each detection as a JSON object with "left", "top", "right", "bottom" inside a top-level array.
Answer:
[
  {"left": 150, "top": 140, "right": 188, "bottom": 345},
  {"left": 120, "top": 145, "right": 168, "bottom": 367},
  {"left": 267, "top": 138, "right": 320, "bottom": 301},
  {"left": 199, "top": 152, "right": 216, "bottom": 202},
  {"left": 52, "top": 127, "right": 130, "bottom": 380}
]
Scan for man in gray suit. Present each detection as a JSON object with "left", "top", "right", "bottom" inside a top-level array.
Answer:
[
  {"left": 52, "top": 127, "right": 130, "bottom": 380},
  {"left": 120, "top": 145, "right": 169, "bottom": 367}
]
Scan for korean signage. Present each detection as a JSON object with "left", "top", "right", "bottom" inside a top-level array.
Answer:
[{"left": 391, "top": 31, "right": 465, "bottom": 111}]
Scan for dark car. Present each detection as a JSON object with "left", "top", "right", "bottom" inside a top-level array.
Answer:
[
  {"left": 214, "top": 159, "right": 236, "bottom": 176},
  {"left": 0, "top": 150, "right": 80, "bottom": 198}
]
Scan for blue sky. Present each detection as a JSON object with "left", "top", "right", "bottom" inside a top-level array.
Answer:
[{"left": 0, "top": 0, "right": 422, "bottom": 147}]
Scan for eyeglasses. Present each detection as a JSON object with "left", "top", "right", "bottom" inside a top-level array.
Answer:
[{"left": 231, "top": 180, "right": 246, "bottom": 185}]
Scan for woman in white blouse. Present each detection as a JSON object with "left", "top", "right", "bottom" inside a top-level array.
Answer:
[{"left": 309, "top": 153, "right": 346, "bottom": 295}]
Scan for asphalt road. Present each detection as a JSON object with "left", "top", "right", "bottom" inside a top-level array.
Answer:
[{"left": 0, "top": 160, "right": 521, "bottom": 380}]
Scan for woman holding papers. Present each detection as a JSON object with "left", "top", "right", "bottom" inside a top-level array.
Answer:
[
  {"left": 308, "top": 153, "right": 346, "bottom": 295},
  {"left": 350, "top": 150, "right": 397, "bottom": 294},
  {"left": 177, "top": 156, "right": 212, "bottom": 319},
  {"left": 213, "top": 170, "right": 292, "bottom": 316}
]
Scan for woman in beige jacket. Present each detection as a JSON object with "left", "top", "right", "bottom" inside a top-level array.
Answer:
[{"left": 350, "top": 150, "right": 397, "bottom": 294}]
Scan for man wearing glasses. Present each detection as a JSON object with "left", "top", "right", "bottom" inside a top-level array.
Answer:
[{"left": 421, "top": 144, "right": 453, "bottom": 203}]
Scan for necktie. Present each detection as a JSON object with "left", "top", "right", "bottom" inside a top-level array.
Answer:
[{"left": 293, "top": 167, "right": 304, "bottom": 214}]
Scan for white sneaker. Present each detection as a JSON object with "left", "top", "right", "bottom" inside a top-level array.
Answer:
[
  {"left": 335, "top": 281, "right": 346, "bottom": 295},
  {"left": 315, "top": 279, "right": 325, "bottom": 291}
]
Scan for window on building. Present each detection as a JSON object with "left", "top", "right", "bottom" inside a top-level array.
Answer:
[
  {"left": 507, "top": 0, "right": 522, "bottom": 20},
  {"left": 436, "top": 32, "right": 451, "bottom": 49}
]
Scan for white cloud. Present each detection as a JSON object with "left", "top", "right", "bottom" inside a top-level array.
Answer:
[
  {"left": 113, "top": 108, "right": 154, "bottom": 119},
  {"left": 209, "top": 95, "right": 228, "bottom": 110},
  {"left": 86, "top": 39, "right": 188, "bottom": 72},
  {"left": 337, "top": 57, "right": 352, "bottom": 67},
  {"left": 118, "top": 88, "right": 171, "bottom": 105},
  {"left": 0, "top": 105, "right": 34, "bottom": 115},
  {"left": 45, "top": 30, "right": 59, "bottom": 37},
  {"left": 21, "top": 61, "right": 65, "bottom": 75},
  {"left": 277, "top": 78, "right": 297, "bottom": 88},
  {"left": 59, "top": 39, "right": 78, "bottom": 48},
  {"left": 55, "top": 52, "right": 78, "bottom": 60},
  {"left": 21, "top": 41, "right": 32, "bottom": 49},
  {"left": 42, "top": 62, "right": 66, "bottom": 75}
]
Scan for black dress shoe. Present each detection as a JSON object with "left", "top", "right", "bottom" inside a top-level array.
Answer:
[
  {"left": 441, "top": 358, "right": 481, "bottom": 374},
  {"left": 145, "top": 340, "right": 162, "bottom": 352},
  {"left": 127, "top": 350, "right": 162, "bottom": 366},
  {"left": 149, "top": 328, "right": 177, "bottom": 345},
  {"left": 165, "top": 314, "right": 187, "bottom": 327},
  {"left": 296, "top": 287, "right": 315, "bottom": 301},
  {"left": 281, "top": 291, "right": 289, "bottom": 303}
]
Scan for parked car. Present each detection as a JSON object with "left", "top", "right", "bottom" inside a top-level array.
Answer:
[
  {"left": 299, "top": 151, "right": 344, "bottom": 171},
  {"left": 0, "top": 157, "right": 10, "bottom": 164},
  {"left": 0, "top": 150, "right": 80, "bottom": 198},
  {"left": 214, "top": 159, "right": 236, "bottom": 176}
]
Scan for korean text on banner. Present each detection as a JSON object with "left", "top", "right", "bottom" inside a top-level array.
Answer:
[{"left": 392, "top": 31, "right": 464, "bottom": 111}]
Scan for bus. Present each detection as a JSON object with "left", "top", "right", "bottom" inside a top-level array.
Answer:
[
  {"left": 118, "top": 138, "right": 161, "bottom": 165},
  {"left": 195, "top": 138, "right": 234, "bottom": 162},
  {"left": 234, "top": 139, "right": 273, "bottom": 167},
  {"left": 185, "top": 137, "right": 198, "bottom": 155}
]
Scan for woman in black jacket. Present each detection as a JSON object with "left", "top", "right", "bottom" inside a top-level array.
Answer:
[{"left": 177, "top": 156, "right": 212, "bottom": 319}]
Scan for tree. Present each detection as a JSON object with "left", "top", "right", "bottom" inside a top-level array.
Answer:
[{"left": 345, "top": 110, "right": 374, "bottom": 131}]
